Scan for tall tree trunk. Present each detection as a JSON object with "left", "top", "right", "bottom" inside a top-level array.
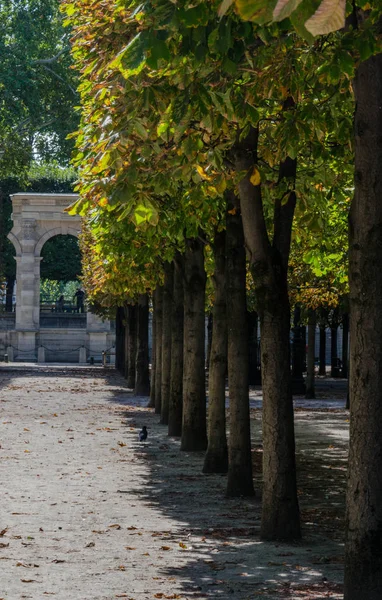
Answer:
[
  {"left": 168, "top": 254, "right": 184, "bottom": 437},
  {"left": 5, "top": 276, "right": 15, "bottom": 312},
  {"left": 225, "top": 196, "right": 254, "bottom": 495},
  {"left": 206, "top": 313, "right": 213, "bottom": 371},
  {"left": 248, "top": 311, "right": 260, "bottom": 385},
  {"left": 148, "top": 294, "right": 156, "bottom": 408},
  {"left": 160, "top": 262, "right": 174, "bottom": 425},
  {"left": 134, "top": 294, "right": 150, "bottom": 396},
  {"left": 203, "top": 230, "right": 228, "bottom": 474},
  {"left": 344, "top": 52, "right": 382, "bottom": 600},
  {"left": 235, "top": 123, "right": 300, "bottom": 540},
  {"left": 126, "top": 304, "right": 137, "bottom": 389},
  {"left": 319, "top": 323, "right": 326, "bottom": 376},
  {"left": 342, "top": 312, "right": 349, "bottom": 379},
  {"left": 305, "top": 309, "right": 316, "bottom": 399},
  {"left": 181, "top": 237, "right": 207, "bottom": 452},
  {"left": 115, "top": 306, "right": 125, "bottom": 376},
  {"left": 154, "top": 286, "right": 163, "bottom": 414}
]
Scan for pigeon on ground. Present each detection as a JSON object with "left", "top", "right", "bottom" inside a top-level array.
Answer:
[{"left": 138, "top": 426, "right": 148, "bottom": 441}]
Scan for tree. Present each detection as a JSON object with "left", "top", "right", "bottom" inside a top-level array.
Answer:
[{"left": 0, "top": 0, "right": 78, "bottom": 176}]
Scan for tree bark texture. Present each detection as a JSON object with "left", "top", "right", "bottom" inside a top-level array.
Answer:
[
  {"left": 225, "top": 197, "right": 254, "bottom": 495},
  {"left": 236, "top": 123, "right": 300, "bottom": 539},
  {"left": 134, "top": 294, "right": 150, "bottom": 396},
  {"left": 203, "top": 230, "right": 228, "bottom": 474},
  {"left": 148, "top": 294, "right": 156, "bottom": 408},
  {"left": 305, "top": 310, "right": 316, "bottom": 399},
  {"left": 248, "top": 311, "right": 260, "bottom": 385},
  {"left": 168, "top": 255, "right": 184, "bottom": 437},
  {"left": 154, "top": 286, "right": 163, "bottom": 414},
  {"left": 344, "top": 53, "right": 382, "bottom": 600},
  {"left": 126, "top": 304, "right": 137, "bottom": 389},
  {"left": 160, "top": 262, "right": 174, "bottom": 425},
  {"left": 181, "top": 237, "right": 207, "bottom": 452}
]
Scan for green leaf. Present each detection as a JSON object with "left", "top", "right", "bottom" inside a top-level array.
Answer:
[
  {"left": 273, "top": 0, "right": 304, "bottom": 21},
  {"left": 235, "top": 0, "right": 276, "bottom": 24},
  {"left": 218, "top": 0, "right": 234, "bottom": 18},
  {"left": 305, "top": 0, "right": 346, "bottom": 36}
]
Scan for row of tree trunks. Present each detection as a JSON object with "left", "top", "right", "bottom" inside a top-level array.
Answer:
[{"left": 115, "top": 301, "right": 149, "bottom": 396}]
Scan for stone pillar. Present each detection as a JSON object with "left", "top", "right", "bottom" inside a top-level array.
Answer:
[
  {"left": 79, "top": 346, "right": 87, "bottom": 364},
  {"left": 14, "top": 219, "right": 40, "bottom": 361},
  {"left": 6, "top": 346, "right": 14, "bottom": 362},
  {"left": 38, "top": 346, "right": 45, "bottom": 363},
  {"left": 86, "top": 311, "right": 110, "bottom": 361}
]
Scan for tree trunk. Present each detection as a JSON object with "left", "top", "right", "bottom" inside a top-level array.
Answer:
[
  {"left": 134, "top": 294, "right": 150, "bottom": 396},
  {"left": 168, "top": 254, "right": 184, "bottom": 437},
  {"left": 160, "top": 262, "right": 174, "bottom": 425},
  {"left": 344, "top": 53, "right": 382, "bottom": 600},
  {"left": 319, "top": 324, "right": 326, "bottom": 376},
  {"left": 148, "top": 294, "right": 156, "bottom": 408},
  {"left": 115, "top": 306, "right": 125, "bottom": 376},
  {"left": 203, "top": 230, "right": 228, "bottom": 474},
  {"left": 342, "top": 312, "right": 349, "bottom": 379},
  {"left": 206, "top": 312, "right": 213, "bottom": 371},
  {"left": 248, "top": 311, "right": 260, "bottom": 385},
  {"left": 123, "top": 304, "right": 129, "bottom": 380},
  {"left": 126, "top": 304, "right": 137, "bottom": 389},
  {"left": 225, "top": 197, "right": 254, "bottom": 495},
  {"left": 181, "top": 237, "right": 207, "bottom": 452},
  {"left": 235, "top": 123, "right": 300, "bottom": 539},
  {"left": 5, "top": 276, "right": 15, "bottom": 312},
  {"left": 305, "top": 309, "right": 316, "bottom": 399},
  {"left": 154, "top": 286, "right": 163, "bottom": 414}
]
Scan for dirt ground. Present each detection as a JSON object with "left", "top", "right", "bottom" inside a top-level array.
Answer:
[{"left": 0, "top": 365, "right": 348, "bottom": 600}]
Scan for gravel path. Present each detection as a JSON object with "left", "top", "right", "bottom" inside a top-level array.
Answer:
[{"left": 0, "top": 366, "right": 347, "bottom": 600}]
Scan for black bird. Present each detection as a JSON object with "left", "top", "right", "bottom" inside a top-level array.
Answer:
[{"left": 138, "top": 426, "right": 148, "bottom": 441}]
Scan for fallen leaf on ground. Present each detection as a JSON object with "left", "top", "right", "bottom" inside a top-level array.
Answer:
[
  {"left": 108, "top": 524, "right": 121, "bottom": 529},
  {"left": 127, "top": 526, "right": 137, "bottom": 531},
  {"left": 160, "top": 546, "right": 171, "bottom": 551},
  {"left": 125, "top": 547, "right": 136, "bottom": 551},
  {"left": 21, "top": 579, "right": 37, "bottom": 583},
  {"left": 0, "top": 528, "right": 8, "bottom": 537},
  {"left": 117, "top": 441, "right": 126, "bottom": 447},
  {"left": 0, "top": 543, "right": 9, "bottom": 548}
]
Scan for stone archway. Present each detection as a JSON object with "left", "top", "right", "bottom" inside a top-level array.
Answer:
[{"left": 6, "top": 193, "right": 114, "bottom": 362}]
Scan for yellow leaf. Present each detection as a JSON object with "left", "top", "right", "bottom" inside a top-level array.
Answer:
[
  {"left": 249, "top": 166, "right": 261, "bottom": 186},
  {"left": 179, "top": 542, "right": 187, "bottom": 549},
  {"left": 227, "top": 208, "right": 237, "bottom": 215},
  {"left": 196, "top": 165, "right": 212, "bottom": 181}
]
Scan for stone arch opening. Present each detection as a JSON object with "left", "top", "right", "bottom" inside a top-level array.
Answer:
[{"left": 39, "top": 233, "right": 85, "bottom": 320}]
